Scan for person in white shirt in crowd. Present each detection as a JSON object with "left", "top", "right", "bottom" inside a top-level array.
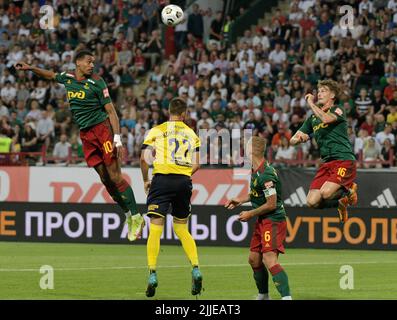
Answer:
[
  {"left": 178, "top": 79, "right": 196, "bottom": 99},
  {"left": 36, "top": 110, "right": 54, "bottom": 149},
  {"left": 269, "top": 43, "right": 286, "bottom": 72},
  {"left": 0, "top": 68, "right": 15, "bottom": 85},
  {"left": 315, "top": 41, "right": 333, "bottom": 75},
  {"left": 255, "top": 57, "right": 272, "bottom": 79},
  {"left": 213, "top": 51, "right": 230, "bottom": 74},
  {"left": 210, "top": 67, "right": 226, "bottom": 86},
  {"left": 52, "top": 134, "right": 71, "bottom": 164},
  {"left": 237, "top": 41, "right": 255, "bottom": 64},
  {"left": 275, "top": 136, "right": 296, "bottom": 164},
  {"left": 252, "top": 28, "right": 270, "bottom": 51},
  {"left": 0, "top": 81, "right": 16, "bottom": 106},
  {"left": 359, "top": 0, "right": 374, "bottom": 14},
  {"left": 6, "top": 44, "right": 23, "bottom": 68},
  {"left": 376, "top": 123, "right": 395, "bottom": 146},
  {"left": 197, "top": 54, "right": 214, "bottom": 77},
  {"left": 30, "top": 80, "right": 47, "bottom": 105},
  {"left": 61, "top": 54, "right": 76, "bottom": 71}
]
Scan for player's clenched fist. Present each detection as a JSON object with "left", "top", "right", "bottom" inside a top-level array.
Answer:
[
  {"left": 238, "top": 211, "right": 253, "bottom": 222},
  {"left": 14, "top": 61, "right": 32, "bottom": 71},
  {"left": 305, "top": 93, "right": 315, "bottom": 104}
]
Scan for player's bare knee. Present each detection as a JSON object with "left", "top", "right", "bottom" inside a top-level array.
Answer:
[{"left": 248, "top": 256, "right": 262, "bottom": 269}]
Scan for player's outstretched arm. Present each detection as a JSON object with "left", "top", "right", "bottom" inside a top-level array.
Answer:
[
  {"left": 305, "top": 93, "right": 337, "bottom": 124},
  {"left": 290, "top": 131, "right": 309, "bottom": 146},
  {"left": 14, "top": 61, "right": 56, "bottom": 80}
]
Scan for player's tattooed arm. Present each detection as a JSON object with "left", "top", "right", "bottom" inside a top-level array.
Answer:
[
  {"left": 238, "top": 194, "right": 277, "bottom": 222},
  {"left": 14, "top": 61, "right": 56, "bottom": 80},
  {"left": 305, "top": 93, "right": 337, "bottom": 124},
  {"left": 290, "top": 131, "right": 309, "bottom": 145}
]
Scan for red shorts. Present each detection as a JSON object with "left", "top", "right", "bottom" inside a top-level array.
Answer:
[
  {"left": 79, "top": 119, "right": 116, "bottom": 167},
  {"left": 250, "top": 218, "right": 287, "bottom": 254},
  {"left": 310, "top": 160, "right": 356, "bottom": 190}
]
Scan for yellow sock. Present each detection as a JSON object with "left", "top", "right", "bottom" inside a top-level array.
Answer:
[
  {"left": 147, "top": 223, "right": 164, "bottom": 270},
  {"left": 173, "top": 222, "right": 199, "bottom": 266}
]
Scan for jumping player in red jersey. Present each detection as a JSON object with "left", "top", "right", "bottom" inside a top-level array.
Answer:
[
  {"left": 15, "top": 51, "right": 145, "bottom": 240},
  {"left": 290, "top": 80, "right": 358, "bottom": 222}
]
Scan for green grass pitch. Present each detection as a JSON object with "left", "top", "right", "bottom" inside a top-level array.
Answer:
[{"left": 1, "top": 242, "right": 396, "bottom": 300}]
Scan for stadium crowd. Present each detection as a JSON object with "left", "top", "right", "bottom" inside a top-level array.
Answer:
[{"left": 0, "top": 0, "right": 396, "bottom": 168}]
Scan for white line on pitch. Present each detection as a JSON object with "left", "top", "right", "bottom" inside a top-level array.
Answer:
[{"left": 0, "top": 260, "right": 397, "bottom": 272}]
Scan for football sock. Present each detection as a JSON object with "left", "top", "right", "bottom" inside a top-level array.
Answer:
[
  {"left": 269, "top": 264, "right": 291, "bottom": 298},
  {"left": 147, "top": 223, "right": 164, "bottom": 270},
  {"left": 104, "top": 185, "right": 129, "bottom": 213},
  {"left": 252, "top": 265, "right": 269, "bottom": 294},
  {"left": 173, "top": 222, "right": 199, "bottom": 266},
  {"left": 115, "top": 179, "right": 139, "bottom": 215}
]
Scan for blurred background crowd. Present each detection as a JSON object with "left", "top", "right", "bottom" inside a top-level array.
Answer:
[{"left": 0, "top": 0, "right": 396, "bottom": 168}]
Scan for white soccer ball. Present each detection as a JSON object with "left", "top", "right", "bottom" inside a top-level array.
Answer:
[{"left": 161, "top": 4, "right": 184, "bottom": 26}]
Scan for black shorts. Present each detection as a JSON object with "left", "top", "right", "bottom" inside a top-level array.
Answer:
[{"left": 147, "top": 174, "right": 192, "bottom": 220}]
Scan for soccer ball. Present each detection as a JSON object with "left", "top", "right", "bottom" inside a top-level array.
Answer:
[{"left": 161, "top": 4, "right": 184, "bottom": 26}]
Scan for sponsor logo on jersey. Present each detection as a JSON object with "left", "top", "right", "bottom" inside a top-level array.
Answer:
[
  {"left": 103, "top": 88, "right": 109, "bottom": 98},
  {"left": 334, "top": 107, "right": 343, "bottom": 116},
  {"left": 67, "top": 90, "right": 86, "bottom": 99},
  {"left": 313, "top": 122, "right": 329, "bottom": 132}
]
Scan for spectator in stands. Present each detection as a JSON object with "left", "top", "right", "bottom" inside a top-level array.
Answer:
[
  {"left": 188, "top": 3, "right": 204, "bottom": 40},
  {"left": 36, "top": 110, "right": 54, "bottom": 149},
  {"left": 0, "top": 128, "right": 12, "bottom": 153},
  {"left": 275, "top": 136, "right": 296, "bottom": 164},
  {"left": 52, "top": 134, "right": 71, "bottom": 164},
  {"left": 0, "top": 81, "right": 16, "bottom": 107},
  {"left": 376, "top": 123, "right": 395, "bottom": 146},
  {"left": 209, "top": 11, "right": 224, "bottom": 49},
  {"left": 363, "top": 137, "right": 382, "bottom": 168},
  {"left": 21, "top": 122, "right": 39, "bottom": 152}
]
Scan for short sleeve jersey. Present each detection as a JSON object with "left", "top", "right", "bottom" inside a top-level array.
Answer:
[
  {"left": 54, "top": 71, "right": 111, "bottom": 129},
  {"left": 299, "top": 105, "right": 356, "bottom": 162},
  {"left": 142, "top": 121, "right": 201, "bottom": 177}
]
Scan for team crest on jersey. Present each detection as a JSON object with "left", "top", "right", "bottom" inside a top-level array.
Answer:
[
  {"left": 84, "top": 82, "right": 90, "bottom": 89},
  {"left": 334, "top": 107, "right": 343, "bottom": 116},
  {"left": 67, "top": 80, "right": 71, "bottom": 84}
]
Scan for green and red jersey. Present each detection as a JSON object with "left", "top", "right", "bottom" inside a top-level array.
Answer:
[
  {"left": 299, "top": 105, "right": 356, "bottom": 162},
  {"left": 54, "top": 71, "right": 112, "bottom": 130},
  {"left": 249, "top": 160, "right": 286, "bottom": 222}
]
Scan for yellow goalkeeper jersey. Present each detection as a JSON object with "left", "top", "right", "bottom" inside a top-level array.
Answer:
[{"left": 142, "top": 121, "right": 201, "bottom": 177}]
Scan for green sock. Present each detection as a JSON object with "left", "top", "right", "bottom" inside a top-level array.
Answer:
[
  {"left": 253, "top": 266, "right": 269, "bottom": 294},
  {"left": 105, "top": 185, "right": 129, "bottom": 212},
  {"left": 116, "top": 180, "right": 139, "bottom": 214},
  {"left": 269, "top": 264, "right": 290, "bottom": 298}
]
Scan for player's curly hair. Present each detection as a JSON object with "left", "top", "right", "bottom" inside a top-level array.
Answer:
[
  {"left": 317, "top": 80, "right": 340, "bottom": 100},
  {"left": 169, "top": 97, "right": 187, "bottom": 116}
]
